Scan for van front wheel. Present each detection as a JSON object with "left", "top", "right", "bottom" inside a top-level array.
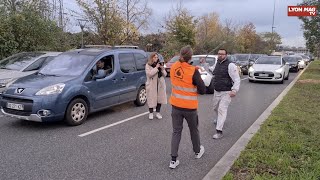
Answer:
[
  {"left": 65, "top": 98, "right": 88, "bottom": 126},
  {"left": 134, "top": 86, "right": 147, "bottom": 106}
]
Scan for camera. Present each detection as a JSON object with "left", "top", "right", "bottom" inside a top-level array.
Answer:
[{"left": 158, "top": 62, "right": 164, "bottom": 66}]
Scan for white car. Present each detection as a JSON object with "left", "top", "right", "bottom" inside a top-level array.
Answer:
[
  {"left": 294, "top": 55, "right": 307, "bottom": 69},
  {"left": 248, "top": 56, "right": 290, "bottom": 84},
  {"left": 190, "top": 55, "right": 217, "bottom": 94},
  {"left": 0, "top": 52, "right": 62, "bottom": 94}
]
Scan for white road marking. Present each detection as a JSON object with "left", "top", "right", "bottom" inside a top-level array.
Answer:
[
  {"left": 78, "top": 111, "right": 149, "bottom": 137},
  {"left": 241, "top": 77, "right": 248, "bottom": 81}
]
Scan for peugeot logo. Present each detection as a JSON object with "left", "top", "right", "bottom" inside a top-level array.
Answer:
[{"left": 16, "top": 88, "right": 25, "bottom": 94}]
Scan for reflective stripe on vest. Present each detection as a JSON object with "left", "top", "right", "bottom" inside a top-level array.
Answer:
[
  {"left": 172, "top": 92, "right": 198, "bottom": 100},
  {"left": 172, "top": 85, "right": 197, "bottom": 93}
]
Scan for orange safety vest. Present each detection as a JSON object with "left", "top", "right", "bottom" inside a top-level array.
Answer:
[{"left": 170, "top": 61, "right": 198, "bottom": 109}]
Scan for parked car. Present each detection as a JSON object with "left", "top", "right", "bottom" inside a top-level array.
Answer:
[
  {"left": 228, "top": 55, "right": 243, "bottom": 77},
  {"left": 0, "top": 52, "right": 62, "bottom": 95},
  {"left": 234, "top": 54, "right": 250, "bottom": 75},
  {"left": 294, "top": 55, "right": 307, "bottom": 69},
  {"left": 283, "top": 56, "right": 301, "bottom": 72},
  {"left": 300, "top": 54, "right": 311, "bottom": 64},
  {"left": 234, "top": 54, "right": 266, "bottom": 75},
  {"left": 248, "top": 56, "right": 290, "bottom": 84},
  {"left": 0, "top": 48, "right": 148, "bottom": 126},
  {"left": 190, "top": 55, "right": 217, "bottom": 66},
  {"left": 190, "top": 55, "right": 217, "bottom": 94},
  {"left": 249, "top": 54, "right": 266, "bottom": 61},
  {"left": 164, "top": 55, "right": 180, "bottom": 76}
]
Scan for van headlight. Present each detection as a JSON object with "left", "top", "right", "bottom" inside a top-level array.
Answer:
[
  {"left": 35, "top": 83, "right": 65, "bottom": 96},
  {"left": 275, "top": 68, "right": 283, "bottom": 73}
]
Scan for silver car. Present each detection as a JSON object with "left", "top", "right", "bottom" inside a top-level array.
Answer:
[
  {"left": 0, "top": 52, "right": 62, "bottom": 94},
  {"left": 248, "top": 56, "right": 290, "bottom": 84}
]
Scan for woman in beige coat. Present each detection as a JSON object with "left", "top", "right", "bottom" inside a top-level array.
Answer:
[{"left": 145, "top": 52, "right": 167, "bottom": 120}]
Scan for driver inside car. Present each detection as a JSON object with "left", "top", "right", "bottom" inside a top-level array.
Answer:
[{"left": 93, "top": 59, "right": 112, "bottom": 79}]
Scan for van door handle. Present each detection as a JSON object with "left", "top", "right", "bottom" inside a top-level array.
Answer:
[{"left": 121, "top": 77, "right": 126, "bottom": 81}]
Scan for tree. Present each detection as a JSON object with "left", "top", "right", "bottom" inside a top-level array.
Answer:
[
  {"left": 119, "top": 0, "right": 151, "bottom": 44},
  {"left": 76, "top": 0, "right": 151, "bottom": 45},
  {"left": 236, "top": 23, "right": 259, "bottom": 53},
  {"left": 163, "top": 4, "right": 196, "bottom": 56},
  {"left": 0, "top": 0, "right": 68, "bottom": 59},
  {"left": 76, "top": 0, "right": 125, "bottom": 45},
  {"left": 298, "top": 0, "right": 320, "bottom": 56},
  {"left": 260, "top": 32, "right": 282, "bottom": 53},
  {"left": 195, "top": 13, "right": 224, "bottom": 54}
]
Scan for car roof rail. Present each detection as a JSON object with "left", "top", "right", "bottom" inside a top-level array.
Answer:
[
  {"left": 112, "top": 45, "right": 140, "bottom": 49},
  {"left": 82, "top": 45, "right": 113, "bottom": 49}
]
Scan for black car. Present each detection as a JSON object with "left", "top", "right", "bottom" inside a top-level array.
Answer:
[
  {"left": 283, "top": 56, "right": 300, "bottom": 72},
  {"left": 233, "top": 54, "right": 266, "bottom": 75}
]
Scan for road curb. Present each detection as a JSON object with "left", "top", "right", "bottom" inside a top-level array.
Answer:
[{"left": 202, "top": 67, "right": 308, "bottom": 180}]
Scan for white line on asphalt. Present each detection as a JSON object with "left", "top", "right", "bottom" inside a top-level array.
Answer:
[
  {"left": 241, "top": 77, "right": 248, "bottom": 81},
  {"left": 78, "top": 111, "right": 149, "bottom": 137}
]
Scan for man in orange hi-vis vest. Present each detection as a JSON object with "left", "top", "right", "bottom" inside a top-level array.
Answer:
[{"left": 168, "top": 45, "right": 206, "bottom": 169}]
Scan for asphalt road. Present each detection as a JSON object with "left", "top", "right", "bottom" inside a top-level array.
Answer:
[{"left": 0, "top": 72, "right": 299, "bottom": 180}]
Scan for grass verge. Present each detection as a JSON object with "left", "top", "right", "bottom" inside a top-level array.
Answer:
[{"left": 223, "top": 60, "right": 320, "bottom": 180}]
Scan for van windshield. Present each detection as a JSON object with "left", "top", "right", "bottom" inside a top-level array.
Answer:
[{"left": 38, "top": 54, "right": 95, "bottom": 76}]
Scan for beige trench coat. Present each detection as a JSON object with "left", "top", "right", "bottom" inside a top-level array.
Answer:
[{"left": 145, "top": 64, "right": 167, "bottom": 108}]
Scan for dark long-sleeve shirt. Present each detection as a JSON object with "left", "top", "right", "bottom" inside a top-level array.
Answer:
[{"left": 192, "top": 69, "right": 206, "bottom": 95}]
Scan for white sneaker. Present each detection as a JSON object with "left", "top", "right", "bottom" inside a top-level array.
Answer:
[
  {"left": 195, "top": 145, "right": 205, "bottom": 159},
  {"left": 149, "top": 113, "right": 153, "bottom": 120},
  {"left": 169, "top": 160, "right": 180, "bottom": 169},
  {"left": 213, "top": 132, "right": 223, "bottom": 139},
  {"left": 155, "top": 113, "right": 162, "bottom": 119}
]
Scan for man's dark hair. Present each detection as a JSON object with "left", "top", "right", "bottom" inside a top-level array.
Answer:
[{"left": 219, "top": 49, "right": 228, "bottom": 55}]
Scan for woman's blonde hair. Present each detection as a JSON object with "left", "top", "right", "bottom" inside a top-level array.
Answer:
[{"left": 147, "top": 52, "right": 158, "bottom": 65}]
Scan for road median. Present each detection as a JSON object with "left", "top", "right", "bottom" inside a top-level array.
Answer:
[{"left": 223, "top": 60, "right": 320, "bottom": 179}]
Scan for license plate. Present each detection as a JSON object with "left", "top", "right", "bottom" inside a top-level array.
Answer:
[
  {"left": 7, "top": 103, "right": 24, "bottom": 110},
  {"left": 259, "top": 74, "right": 269, "bottom": 77}
]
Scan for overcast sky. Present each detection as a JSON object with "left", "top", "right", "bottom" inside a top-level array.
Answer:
[{"left": 65, "top": 0, "right": 306, "bottom": 47}]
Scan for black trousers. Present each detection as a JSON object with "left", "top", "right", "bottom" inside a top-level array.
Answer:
[
  {"left": 171, "top": 106, "right": 201, "bottom": 157},
  {"left": 149, "top": 103, "right": 161, "bottom": 113}
]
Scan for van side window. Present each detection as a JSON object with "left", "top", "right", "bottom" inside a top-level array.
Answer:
[
  {"left": 91, "top": 55, "right": 114, "bottom": 80},
  {"left": 134, "top": 53, "right": 147, "bottom": 71},
  {"left": 119, "top": 53, "right": 136, "bottom": 73}
]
